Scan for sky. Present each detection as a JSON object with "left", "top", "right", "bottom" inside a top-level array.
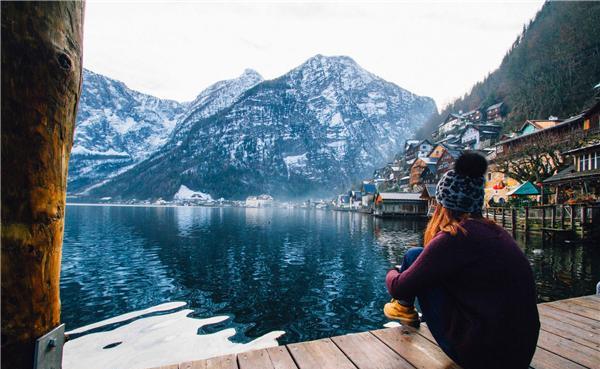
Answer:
[{"left": 83, "top": 0, "right": 545, "bottom": 110}]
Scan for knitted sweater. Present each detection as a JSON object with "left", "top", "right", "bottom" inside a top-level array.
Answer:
[{"left": 386, "top": 219, "right": 540, "bottom": 369}]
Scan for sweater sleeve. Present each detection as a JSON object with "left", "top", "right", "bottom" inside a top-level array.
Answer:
[{"left": 386, "top": 231, "right": 476, "bottom": 301}]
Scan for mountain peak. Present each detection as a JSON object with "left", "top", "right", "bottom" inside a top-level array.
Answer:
[{"left": 241, "top": 68, "right": 263, "bottom": 80}]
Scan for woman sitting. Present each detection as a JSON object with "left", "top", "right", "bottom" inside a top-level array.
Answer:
[{"left": 384, "top": 152, "right": 540, "bottom": 369}]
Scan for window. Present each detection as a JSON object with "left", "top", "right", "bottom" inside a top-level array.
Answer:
[
  {"left": 579, "top": 155, "right": 584, "bottom": 171},
  {"left": 487, "top": 173, "right": 492, "bottom": 181},
  {"left": 587, "top": 153, "right": 592, "bottom": 171}
]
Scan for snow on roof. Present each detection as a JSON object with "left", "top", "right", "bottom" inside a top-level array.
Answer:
[
  {"left": 378, "top": 192, "right": 425, "bottom": 201},
  {"left": 487, "top": 102, "right": 503, "bottom": 111}
]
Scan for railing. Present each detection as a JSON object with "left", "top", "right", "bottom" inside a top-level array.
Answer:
[{"left": 483, "top": 204, "right": 599, "bottom": 239}]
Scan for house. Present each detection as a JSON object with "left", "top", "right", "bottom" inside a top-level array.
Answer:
[
  {"left": 419, "top": 165, "right": 437, "bottom": 185},
  {"left": 460, "top": 124, "right": 502, "bottom": 150},
  {"left": 543, "top": 141, "right": 600, "bottom": 204},
  {"left": 436, "top": 147, "right": 460, "bottom": 176},
  {"left": 495, "top": 112, "right": 589, "bottom": 157},
  {"left": 463, "top": 109, "right": 484, "bottom": 122},
  {"left": 409, "top": 157, "right": 438, "bottom": 191},
  {"left": 373, "top": 192, "right": 428, "bottom": 217},
  {"left": 405, "top": 139, "right": 433, "bottom": 162},
  {"left": 484, "top": 163, "right": 520, "bottom": 206},
  {"left": 361, "top": 183, "right": 378, "bottom": 208},
  {"left": 486, "top": 102, "right": 505, "bottom": 122},
  {"left": 438, "top": 113, "right": 464, "bottom": 137},
  {"left": 337, "top": 194, "right": 351, "bottom": 208},
  {"left": 246, "top": 194, "right": 274, "bottom": 207},
  {"left": 404, "top": 139, "right": 420, "bottom": 153},
  {"left": 420, "top": 185, "right": 438, "bottom": 216},
  {"left": 350, "top": 191, "right": 363, "bottom": 209},
  {"left": 517, "top": 119, "right": 562, "bottom": 136}
]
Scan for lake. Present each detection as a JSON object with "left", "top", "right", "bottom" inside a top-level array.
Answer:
[{"left": 61, "top": 205, "right": 599, "bottom": 352}]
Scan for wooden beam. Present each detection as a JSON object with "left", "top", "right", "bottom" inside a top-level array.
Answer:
[{"left": 1, "top": 2, "right": 84, "bottom": 367}]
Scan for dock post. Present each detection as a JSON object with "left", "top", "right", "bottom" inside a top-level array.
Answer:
[
  {"left": 501, "top": 208, "right": 505, "bottom": 227},
  {"left": 581, "top": 206, "right": 587, "bottom": 237},
  {"left": 493, "top": 208, "right": 497, "bottom": 222},
  {"left": 1, "top": 2, "right": 84, "bottom": 368},
  {"left": 542, "top": 207, "right": 546, "bottom": 229},
  {"left": 560, "top": 205, "right": 565, "bottom": 228},
  {"left": 571, "top": 205, "right": 576, "bottom": 231},
  {"left": 511, "top": 208, "right": 516, "bottom": 235},
  {"left": 524, "top": 207, "right": 529, "bottom": 233},
  {"left": 551, "top": 206, "right": 556, "bottom": 228}
]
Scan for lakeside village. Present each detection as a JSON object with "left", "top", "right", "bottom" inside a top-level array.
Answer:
[
  {"left": 331, "top": 86, "right": 600, "bottom": 237},
  {"left": 95, "top": 86, "right": 600, "bottom": 237}
]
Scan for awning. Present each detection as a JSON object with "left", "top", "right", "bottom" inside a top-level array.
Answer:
[{"left": 506, "top": 181, "right": 540, "bottom": 196}]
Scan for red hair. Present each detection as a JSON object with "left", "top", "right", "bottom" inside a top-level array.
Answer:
[{"left": 424, "top": 204, "right": 499, "bottom": 246}]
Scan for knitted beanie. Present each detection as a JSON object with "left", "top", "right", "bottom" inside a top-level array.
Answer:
[{"left": 435, "top": 152, "right": 488, "bottom": 214}]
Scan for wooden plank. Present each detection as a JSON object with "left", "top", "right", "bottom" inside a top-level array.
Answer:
[
  {"left": 287, "top": 338, "right": 356, "bottom": 369},
  {"left": 371, "top": 327, "right": 460, "bottom": 369},
  {"left": 238, "top": 349, "right": 275, "bottom": 369},
  {"left": 536, "top": 330, "right": 600, "bottom": 369},
  {"left": 415, "top": 324, "right": 436, "bottom": 344},
  {"left": 179, "top": 361, "right": 207, "bottom": 369},
  {"left": 265, "top": 346, "right": 298, "bottom": 369},
  {"left": 539, "top": 305, "right": 600, "bottom": 332},
  {"left": 331, "top": 331, "right": 413, "bottom": 369},
  {"left": 530, "top": 346, "right": 587, "bottom": 369},
  {"left": 545, "top": 299, "right": 600, "bottom": 321},
  {"left": 539, "top": 312, "right": 600, "bottom": 350},
  {"left": 567, "top": 296, "right": 600, "bottom": 312},
  {"left": 206, "top": 354, "right": 238, "bottom": 369}
]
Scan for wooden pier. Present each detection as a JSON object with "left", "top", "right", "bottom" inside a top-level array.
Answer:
[
  {"left": 484, "top": 205, "right": 600, "bottom": 239},
  {"left": 152, "top": 295, "right": 599, "bottom": 369}
]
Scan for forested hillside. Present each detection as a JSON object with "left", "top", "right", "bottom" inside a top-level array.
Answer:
[{"left": 417, "top": 1, "right": 600, "bottom": 138}]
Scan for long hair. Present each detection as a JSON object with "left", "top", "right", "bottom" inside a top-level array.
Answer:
[
  {"left": 424, "top": 204, "right": 499, "bottom": 246},
  {"left": 423, "top": 204, "right": 469, "bottom": 246}
]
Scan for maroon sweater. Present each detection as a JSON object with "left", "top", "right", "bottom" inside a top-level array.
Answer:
[{"left": 386, "top": 219, "right": 540, "bottom": 369}]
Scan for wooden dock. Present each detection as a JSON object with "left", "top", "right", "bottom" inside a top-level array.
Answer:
[{"left": 153, "top": 295, "right": 599, "bottom": 369}]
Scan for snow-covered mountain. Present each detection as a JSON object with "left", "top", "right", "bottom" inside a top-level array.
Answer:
[
  {"left": 89, "top": 55, "right": 436, "bottom": 200},
  {"left": 68, "top": 69, "right": 188, "bottom": 194},
  {"left": 69, "top": 69, "right": 262, "bottom": 194}
]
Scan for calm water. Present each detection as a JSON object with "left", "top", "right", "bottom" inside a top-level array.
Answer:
[{"left": 61, "top": 205, "right": 599, "bottom": 344}]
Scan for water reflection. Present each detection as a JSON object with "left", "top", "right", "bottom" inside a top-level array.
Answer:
[{"left": 61, "top": 205, "right": 599, "bottom": 346}]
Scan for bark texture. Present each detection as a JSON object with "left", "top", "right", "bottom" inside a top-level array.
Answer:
[{"left": 1, "top": 2, "right": 84, "bottom": 367}]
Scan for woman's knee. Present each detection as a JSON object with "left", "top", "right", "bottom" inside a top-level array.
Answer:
[{"left": 404, "top": 247, "right": 424, "bottom": 266}]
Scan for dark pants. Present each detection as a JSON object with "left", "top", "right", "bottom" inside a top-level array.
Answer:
[{"left": 398, "top": 247, "right": 460, "bottom": 364}]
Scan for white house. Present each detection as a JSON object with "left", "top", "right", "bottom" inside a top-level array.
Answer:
[{"left": 245, "top": 194, "right": 274, "bottom": 207}]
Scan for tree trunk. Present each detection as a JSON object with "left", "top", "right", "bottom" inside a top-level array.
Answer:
[{"left": 1, "top": 2, "right": 84, "bottom": 368}]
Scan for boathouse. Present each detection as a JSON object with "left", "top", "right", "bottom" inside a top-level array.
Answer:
[{"left": 373, "top": 192, "right": 427, "bottom": 217}]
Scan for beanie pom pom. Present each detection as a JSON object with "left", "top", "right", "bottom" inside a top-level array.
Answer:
[{"left": 454, "top": 151, "right": 488, "bottom": 178}]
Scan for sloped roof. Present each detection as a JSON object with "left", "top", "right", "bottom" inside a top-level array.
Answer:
[
  {"left": 506, "top": 181, "right": 540, "bottom": 196},
  {"left": 519, "top": 120, "right": 561, "bottom": 133},
  {"left": 421, "top": 185, "right": 437, "bottom": 198},
  {"left": 543, "top": 166, "right": 600, "bottom": 183},
  {"left": 562, "top": 141, "right": 600, "bottom": 155},
  {"left": 378, "top": 192, "right": 424, "bottom": 201},
  {"left": 487, "top": 102, "right": 504, "bottom": 111},
  {"left": 496, "top": 113, "right": 585, "bottom": 146}
]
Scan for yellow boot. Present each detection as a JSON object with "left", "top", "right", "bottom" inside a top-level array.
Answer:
[{"left": 383, "top": 299, "right": 420, "bottom": 328}]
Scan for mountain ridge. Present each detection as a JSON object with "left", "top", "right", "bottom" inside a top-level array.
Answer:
[{"left": 86, "top": 54, "right": 436, "bottom": 200}]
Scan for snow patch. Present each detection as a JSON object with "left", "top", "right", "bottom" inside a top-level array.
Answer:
[
  {"left": 71, "top": 146, "right": 129, "bottom": 157},
  {"left": 173, "top": 185, "right": 213, "bottom": 201},
  {"left": 63, "top": 302, "right": 285, "bottom": 369}
]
